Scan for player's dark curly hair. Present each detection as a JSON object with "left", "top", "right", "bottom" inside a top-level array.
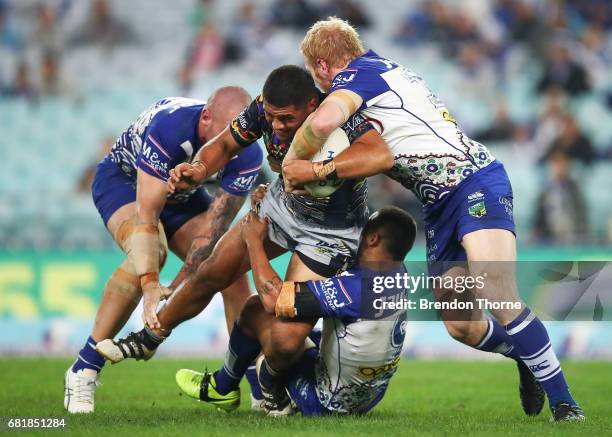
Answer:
[
  {"left": 362, "top": 206, "right": 417, "bottom": 261},
  {"left": 263, "top": 65, "right": 318, "bottom": 108}
]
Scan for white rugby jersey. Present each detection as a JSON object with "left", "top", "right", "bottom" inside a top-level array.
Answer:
[
  {"left": 306, "top": 268, "right": 406, "bottom": 413},
  {"left": 315, "top": 317, "right": 405, "bottom": 413},
  {"left": 329, "top": 50, "right": 495, "bottom": 205}
]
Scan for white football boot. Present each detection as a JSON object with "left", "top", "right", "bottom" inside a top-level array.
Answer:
[{"left": 64, "top": 368, "right": 99, "bottom": 414}]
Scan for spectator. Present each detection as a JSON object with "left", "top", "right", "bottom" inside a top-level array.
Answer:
[
  {"left": 532, "top": 87, "right": 570, "bottom": 158},
  {"left": 533, "top": 151, "right": 589, "bottom": 244},
  {"left": 37, "top": 51, "right": 78, "bottom": 99},
  {"left": 322, "top": 0, "right": 370, "bottom": 29},
  {"left": 31, "top": 3, "right": 63, "bottom": 54},
  {"left": 269, "top": 0, "right": 319, "bottom": 30},
  {"left": 3, "top": 60, "right": 36, "bottom": 100},
  {"left": 394, "top": 0, "right": 452, "bottom": 48},
  {"left": 536, "top": 40, "right": 591, "bottom": 96},
  {"left": 183, "top": 23, "right": 224, "bottom": 73},
  {"left": 67, "top": 0, "right": 138, "bottom": 49},
  {"left": 0, "top": 2, "right": 24, "bottom": 51},
  {"left": 541, "top": 113, "right": 596, "bottom": 166},
  {"left": 473, "top": 99, "right": 517, "bottom": 143},
  {"left": 224, "top": 1, "right": 259, "bottom": 63},
  {"left": 188, "top": 0, "right": 215, "bottom": 32}
]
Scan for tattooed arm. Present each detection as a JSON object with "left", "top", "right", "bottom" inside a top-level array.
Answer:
[
  {"left": 239, "top": 211, "right": 285, "bottom": 314},
  {"left": 169, "top": 191, "right": 246, "bottom": 290}
]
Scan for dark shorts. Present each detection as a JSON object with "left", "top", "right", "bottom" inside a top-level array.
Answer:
[
  {"left": 424, "top": 160, "right": 515, "bottom": 273},
  {"left": 91, "top": 157, "right": 213, "bottom": 240}
]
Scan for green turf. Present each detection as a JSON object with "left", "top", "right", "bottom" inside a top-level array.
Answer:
[{"left": 0, "top": 358, "right": 608, "bottom": 436}]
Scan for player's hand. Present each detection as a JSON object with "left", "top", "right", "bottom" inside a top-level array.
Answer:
[
  {"left": 251, "top": 183, "right": 269, "bottom": 208},
  {"left": 283, "top": 177, "right": 309, "bottom": 196},
  {"left": 141, "top": 281, "right": 172, "bottom": 329},
  {"left": 168, "top": 162, "right": 207, "bottom": 193},
  {"left": 282, "top": 160, "right": 318, "bottom": 186},
  {"left": 240, "top": 211, "right": 269, "bottom": 244},
  {"left": 267, "top": 156, "right": 282, "bottom": 173}
]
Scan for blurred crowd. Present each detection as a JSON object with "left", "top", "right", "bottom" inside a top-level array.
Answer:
[{"left": 1, "top": 0, "right": 611, "bottom": 247}]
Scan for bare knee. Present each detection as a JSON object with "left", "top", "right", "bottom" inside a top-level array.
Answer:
[
  {"left": 444, "top": 320, "right": 479, "bottom": 346},
  {"left": 268, "top": 323, "right": 304, "bottom": 361},
  {"left": 237, "top": 295, "right": 264, "bottom": 337}
]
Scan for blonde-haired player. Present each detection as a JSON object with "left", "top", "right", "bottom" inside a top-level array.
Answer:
[{"left": 281, "top": 17, "right": 584, "bottom": 422}]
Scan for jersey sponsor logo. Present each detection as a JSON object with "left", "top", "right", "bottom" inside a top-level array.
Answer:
[
  {"left": 529, "top": 360, "right": 550, "bottom": 373},
  {"left": 358, "top": 356, "right": 400, "bottom": 378},
  {"left": 319, "top": 278, "right": 348, "bottom": 311},
  {"left": 331, "top": 69, "right": 357, "bottom": 88},
  {"left": 229, "top": 175, "right": 256, "bottom": 192},
  {"left": 498, "top": 196, "right": 513, "bottom": 217}
]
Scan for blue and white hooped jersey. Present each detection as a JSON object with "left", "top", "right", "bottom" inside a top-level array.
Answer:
[
  {"left": 305, "top": 267, "right": 406, "bottom": 414},
  {"left": 108, "top": 97, "right": 262, "bottom": 201},
  {"left": 329, "top": 50, "right": 495, "bottom": 206}
]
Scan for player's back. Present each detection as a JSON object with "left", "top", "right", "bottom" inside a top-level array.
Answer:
[
  {"left": 109, "top": 97, "right": 205, "bottom": 180},
  {"left": 330, "top": 51, "right": 495, "bottom": 205}
]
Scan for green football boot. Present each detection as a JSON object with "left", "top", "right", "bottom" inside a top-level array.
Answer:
[{"left": 175, "top": 369, "right": 240, "bottom": 412}]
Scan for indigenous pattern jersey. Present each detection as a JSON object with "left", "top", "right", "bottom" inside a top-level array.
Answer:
[
  {"left": 229, "top": 94, "right": 372, "bottom": 228},
  {"left": 305, "top": 267, "right": 406, "bottom": 413},
  {"left": 109, "top": 97, "right": 262, "bottom": 202},
  {"left": 329, "top": 50, "right": 495, "bottom": 206}
]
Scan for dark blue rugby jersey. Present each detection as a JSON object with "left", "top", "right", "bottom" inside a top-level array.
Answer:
[
  {"left": 228, "top": 94, "right": 374, "bottom": 228},
  {"left": 109, "top": 97, "right": 262, "bottom": 200}
]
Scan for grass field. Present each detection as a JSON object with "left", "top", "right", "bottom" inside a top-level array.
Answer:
[{"left": 0, "top": 358, "right": 609, "bottom": 436}]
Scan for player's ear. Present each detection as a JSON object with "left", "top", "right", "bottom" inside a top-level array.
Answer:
[
  {"left": 307, "top": 96, "right": 318, "bottom": 112},
  {"left": 316, "top": 58, "right": 327, "bottom": 73},
  {"left": 367, "top": 232, "right": 381, "bottom": 248},
  {"left": 200, "top": 107, "right": 212, "bottom": 124}
]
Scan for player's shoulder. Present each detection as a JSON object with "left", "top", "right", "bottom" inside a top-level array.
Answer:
[
  {"left": 149, "top": 97, "right": 204, "bottom": 141},
  {"left": 235, "top": 141, "right": 264, "bottom": 166},
  {"left": 151, "top": 97, "right": 205, "bottom": 125},
  {"left": 331, "top": 50, "right": 394, "bottom": 89}
]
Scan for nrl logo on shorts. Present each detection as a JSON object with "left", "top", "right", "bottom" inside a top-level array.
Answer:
[{"left": 468, "top": 201, "right": 487, "bottom": 218}]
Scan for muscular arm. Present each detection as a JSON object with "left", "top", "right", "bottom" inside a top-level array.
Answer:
[
  {"left": 168, "top": 191, "right": 246, "bottom": 289},
  {"left": 193, "top": 127, "right": 244, "bottom": 178},
  {"left": 332, "top": 130, "right": 394, "bottom": 177},
  {"left": 244, "top": 236, "right": 284, "bottom": 314},
  {"left": 281, "top": 125, "right": 394, "bottom": 188},
  {"left": 284, "top": 89, "right": 363, "bottom": 163},
  {"left": 168, "top": 127, "right": 243, "bottom": 191}
]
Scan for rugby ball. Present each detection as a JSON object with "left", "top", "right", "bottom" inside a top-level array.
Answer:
[{"left": 304, "top": 128, "right": 350, "bottom": 198}]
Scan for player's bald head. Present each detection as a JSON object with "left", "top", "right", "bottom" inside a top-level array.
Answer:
[{"left": 207, "top": 86, "right": 251, "bottom": 119}]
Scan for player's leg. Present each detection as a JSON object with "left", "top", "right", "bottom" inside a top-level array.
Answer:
[
  {"left": 167, "top": 209, "right": 263, "bottom": 403},
  {"left": 175, "top": 294, "right": 272, "bottom": 412},
  {"left": 256, "top": 252, "right": 323, "bottom": 414},
  {"left": 463, "top": 229, "right": 584, "bottom": 421},
  {"left": 98, "top": 222, "right": 287, "bottom": 361},
  {"left": 66, "top": 159, "right": 148, "bottom": 413}
]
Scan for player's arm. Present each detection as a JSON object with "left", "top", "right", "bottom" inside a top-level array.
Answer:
[
  {"left": 169, "top": 97, "right": 265, "bottom": 193},
  {"left": 282, "top": 129, "right": 394, "bottom": 187},
  {"left": 128, "top": 169, "right": 172, "bottom": 329},
  {"left": 239, "top": 211, "right": 282, "bottom": 314},
  {"left": 168, "top": 190, "right": 246, "bottom": 289},
  {"left": 168, "top": 128, "right": 242, "bottom": 193},
  {"left": 239, "top": 211, "right": 325, "bottom": 319},
  {"left": 283, "top": 89, "right": 363, "bottom": 163}
]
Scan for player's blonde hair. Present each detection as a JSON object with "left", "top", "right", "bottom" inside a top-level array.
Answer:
[{"left": 301, "top": 17, "right": 365, "bottom": 68}]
